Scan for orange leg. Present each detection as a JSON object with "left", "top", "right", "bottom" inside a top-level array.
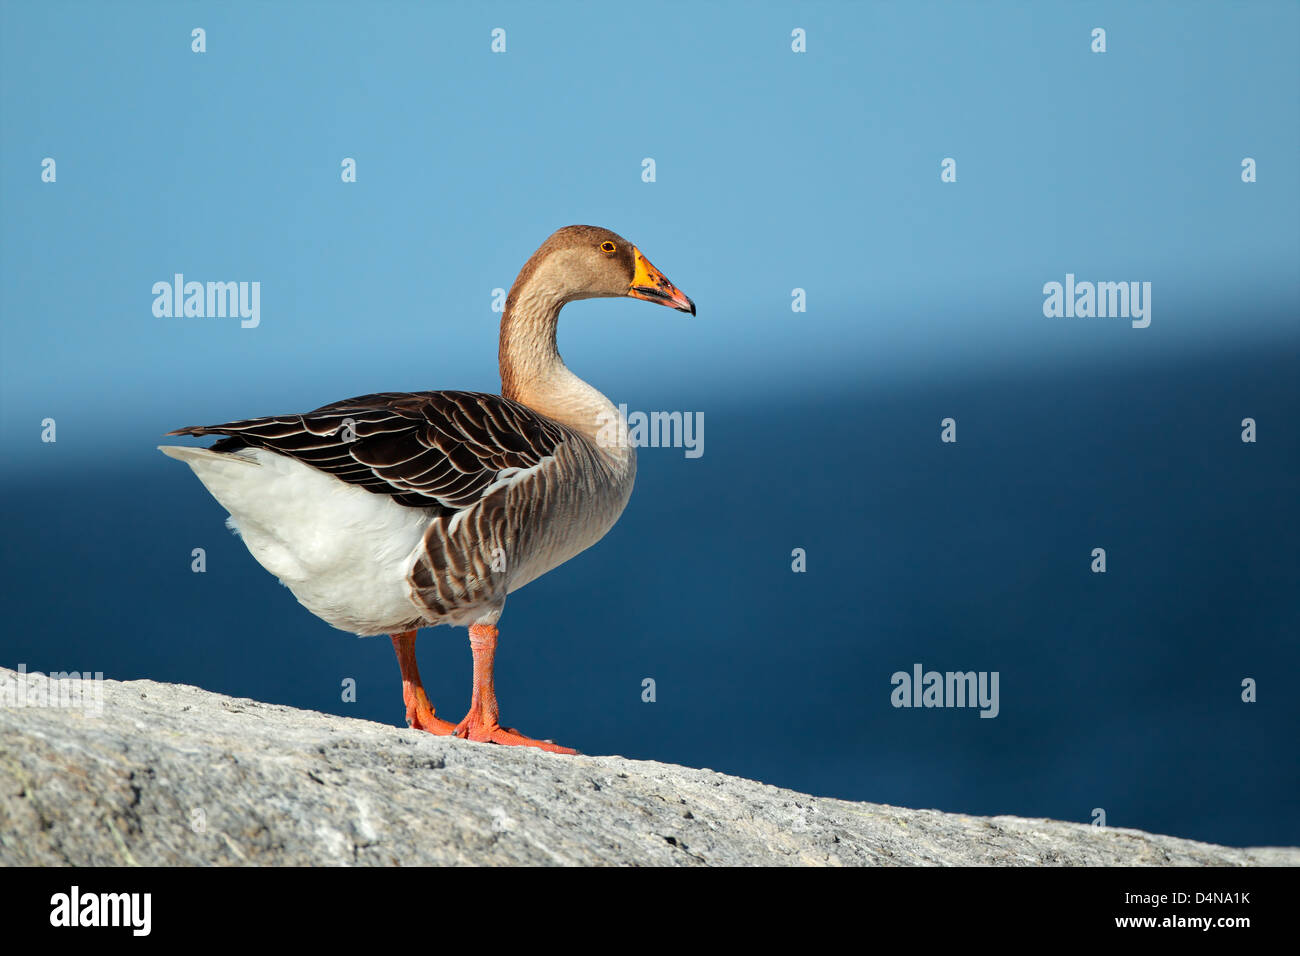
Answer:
[
  {"left": 451, "top": 624, "right": 577, "bottom": 755},
  {"left": 390, "top": 630, "right": 456, "bottom": 735}
]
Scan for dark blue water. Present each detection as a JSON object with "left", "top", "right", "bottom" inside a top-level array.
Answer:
[{"left": 3, "top": 345, "right": 1296, "bottom": 847}]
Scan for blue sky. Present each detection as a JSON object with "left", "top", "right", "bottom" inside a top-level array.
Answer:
[{"left": 3, "top": 0, "right": 1297, "bottom": 467}]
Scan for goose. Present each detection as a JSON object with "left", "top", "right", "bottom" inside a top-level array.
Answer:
[{"left": 160, "top": 225, "right": 694, "bottom": 754}]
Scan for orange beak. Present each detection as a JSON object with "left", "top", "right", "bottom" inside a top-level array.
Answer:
[{"left": 628, "top": 247, "right": 695, "bottom": 315}]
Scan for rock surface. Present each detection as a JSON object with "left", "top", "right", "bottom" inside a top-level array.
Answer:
[{"left": 0, "top": 666, "right": 1294, "bottom": 867}]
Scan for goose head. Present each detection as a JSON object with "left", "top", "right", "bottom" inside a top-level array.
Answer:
[{"left": 515, "top": 225, "right": 695, "bottom": 316}]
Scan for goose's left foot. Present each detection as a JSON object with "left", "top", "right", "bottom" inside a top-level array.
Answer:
[
  {"left": 451, "top": 624, "right": 578, "bottom": 755},
  {"left": 451, "top": 713, "right": 578, "bottom": 754}
]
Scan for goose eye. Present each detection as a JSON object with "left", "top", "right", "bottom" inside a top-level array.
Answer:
[{"left": 600, "top": 241, "right": 617, "bottom": 255}]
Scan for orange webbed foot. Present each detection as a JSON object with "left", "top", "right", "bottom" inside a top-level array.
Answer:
[
  {"left": 453, "top": 623, "right": 578, "bottom": 754},
  {"left": 403, "top": 684, "right": 457, "bottom": 736},
  {"left": 391, "top": 630, "right": 456, "bottom": 736},
  {"left": 451, "top": 712, "right": 578, "bottom": 755}
]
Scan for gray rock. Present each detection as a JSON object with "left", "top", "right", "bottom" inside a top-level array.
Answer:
[{"left": 0, "top": 665, "right": 1293, "bottom": 866}]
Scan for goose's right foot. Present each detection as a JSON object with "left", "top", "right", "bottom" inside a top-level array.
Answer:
[{"left": 391, "top": 630, "right": 456, "bottom": 735}]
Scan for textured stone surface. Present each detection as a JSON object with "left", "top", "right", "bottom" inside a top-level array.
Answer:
[{"left": 1, "top": 666, "right": 1294, "bottom": 867}]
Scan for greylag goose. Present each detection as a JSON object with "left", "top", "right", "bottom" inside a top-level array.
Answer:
[{"left": 160, "top": 225, "right": 694, "bottom": 754}]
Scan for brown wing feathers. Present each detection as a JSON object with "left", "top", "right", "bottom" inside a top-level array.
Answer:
[{"left": 167, "top": 391, "right": 566, "bottom": 512}]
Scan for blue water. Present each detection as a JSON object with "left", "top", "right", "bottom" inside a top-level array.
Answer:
[{"left": 3, "top": 341, "right": 1295, "bottom": 848}]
